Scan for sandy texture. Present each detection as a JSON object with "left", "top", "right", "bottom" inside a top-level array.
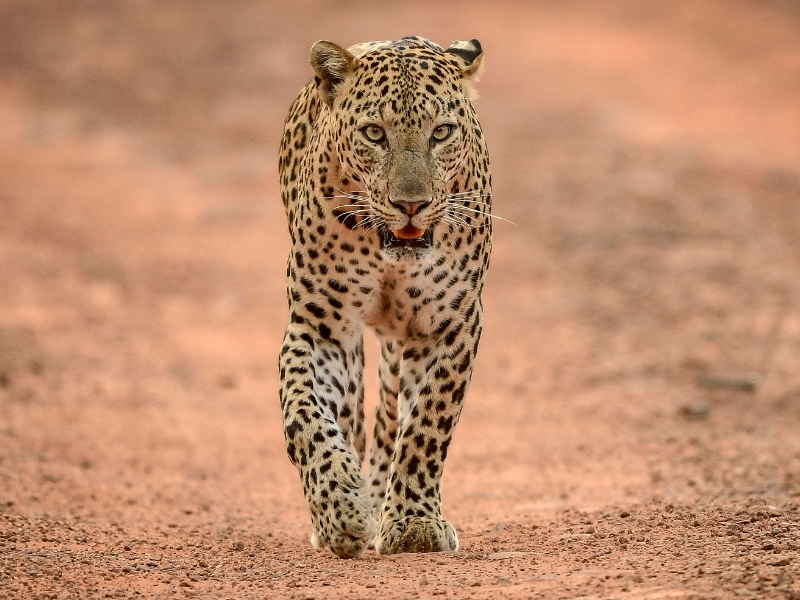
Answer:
[{"left": 1, "top": 1, "right": 800, "bottom": 598}]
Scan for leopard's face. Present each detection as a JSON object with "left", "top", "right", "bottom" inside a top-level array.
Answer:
[{"left": 312, "top": 37, "right": 486, "bottom": 256}]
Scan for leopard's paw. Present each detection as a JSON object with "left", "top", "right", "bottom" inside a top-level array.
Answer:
[
  {"left": 375, "top": 515, "right": 459, "bottom": 554},
  {"left": 306, "top": 464, "right": 376, "bottom": 558},
  {"left": 310, "top": 511, "right": 376, "bottom": 558}
]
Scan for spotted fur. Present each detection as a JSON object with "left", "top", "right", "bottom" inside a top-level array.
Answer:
[{"left": 278, "top": 36, "right": 492, "bottom": 558}]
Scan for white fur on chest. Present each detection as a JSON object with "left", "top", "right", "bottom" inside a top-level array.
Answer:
[{"left": 361, "top": 252, "right": 468, "bottom": 341}]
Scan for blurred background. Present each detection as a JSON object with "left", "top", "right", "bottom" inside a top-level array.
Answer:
[{"left": 1, "top": 0, "right": 800, "bottom": 585}]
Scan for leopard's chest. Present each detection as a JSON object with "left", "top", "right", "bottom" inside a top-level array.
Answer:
[{"left": 361, "top": 250, "right": 478, "bottom": 341}]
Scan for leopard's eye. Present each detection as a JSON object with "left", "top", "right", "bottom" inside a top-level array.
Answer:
[
  {"left": 362, "top": 125, "right": 386, "bottom": 143},
  {"left": 431, "top": 124, "right": 454, "bottom": 143}
]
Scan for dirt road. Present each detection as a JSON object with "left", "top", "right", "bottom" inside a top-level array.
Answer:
[{"left": 1, "top": 1, "right": 799, "bottom": 598}]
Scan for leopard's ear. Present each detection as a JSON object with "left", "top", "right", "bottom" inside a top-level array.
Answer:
[
  {"left": 310, "top": 41, "right": 358, "bottom": 107},
  {"left": 445, "top": 39, "right": 484, "bottom": 101}
]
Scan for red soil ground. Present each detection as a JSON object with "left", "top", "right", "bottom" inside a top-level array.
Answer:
[{"left": 1, "top": 1, "right": 800, "bottom": 598}]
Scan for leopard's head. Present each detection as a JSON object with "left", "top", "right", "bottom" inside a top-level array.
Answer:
[{"left": 310, "top": 36, "right": 485, "bottom": 254}]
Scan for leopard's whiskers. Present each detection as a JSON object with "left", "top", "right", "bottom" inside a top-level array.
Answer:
[
  {"left": 334, "top": 186, "right": 369, "bottom": 195},
  {"left": 446, "top": 190, "right": 492, "bottom": 199},
  {"left": 452, "top": 199, "right": 494, "bottom": 209},
  {"left": 335, "top": 208, "right": 373, "bottom": 216},
  {"left": 447, "top": 203, "right": 515, "bottom": 225},
  {"left": 359, "top": 214, "right": 380, "bottom": 227},
  {"left": 446, "top": 195, "right": 494, "bottom": 209},
  {"left": 440, "top": 217, "right": 468, "bottom": 231},
  {"left": 330, "top": 196, "right": 370, "bottom": 203},
  {"left": 443, "top": 208, "right": 484, "bottom": 230},
  {"left": 364, "top": 220, "right": 384, "bottom": 235}
]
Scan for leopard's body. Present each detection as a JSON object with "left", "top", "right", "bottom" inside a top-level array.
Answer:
[{"left": 278, "top": 36, "right": 492, "bottom": 558}]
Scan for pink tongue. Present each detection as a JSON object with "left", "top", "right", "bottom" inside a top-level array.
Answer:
[{"left": 393, "top": 224, "right": 425, "bottom": 240}]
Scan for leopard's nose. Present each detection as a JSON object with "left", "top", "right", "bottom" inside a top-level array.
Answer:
[{"left": 389, "top": 199, "right": 432, "bottom": 216}]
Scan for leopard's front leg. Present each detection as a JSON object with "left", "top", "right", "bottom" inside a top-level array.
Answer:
[
  {"left": 368, "top": 338, "right": 400, "bottom": 518},
  {"left": 375, "top": 302, "right": 483, "bottom": 554},
  {"left": 279, "top": 316, "right": 373, "bottom": 558}
]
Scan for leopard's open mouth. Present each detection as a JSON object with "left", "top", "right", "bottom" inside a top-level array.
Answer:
[{"left": 381, "top": 227, "right": 433, "bottom": 249}]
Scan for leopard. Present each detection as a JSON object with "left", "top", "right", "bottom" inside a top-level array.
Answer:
[{"left": 277, "top": 35, "right": 492, "bottom": 558}]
